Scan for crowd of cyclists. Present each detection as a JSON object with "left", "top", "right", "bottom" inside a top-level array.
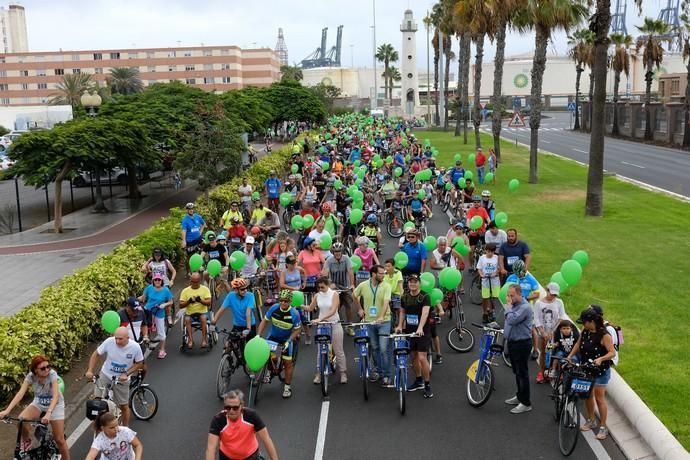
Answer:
[{"left": 0, "top": 115, "right": 620, "bottom": 459}]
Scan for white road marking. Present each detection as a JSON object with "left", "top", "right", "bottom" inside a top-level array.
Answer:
[
  {"left": 581, "top": 429, "right": 613, "bottom": 460},
  {"left": 66, "top": 417, "right": 92, "bottom": 447},
  {"left": 313, "top": 400, "right": 330, "bottom": 460},
  {"left": 621, "top": 161, "right": 645, "bottom": 169},
  {"left": 541, "top": 140, "right": 552, "bottom": 144},
  {"left": 573, "top": 148, "right": 589, "bottom": 154}
]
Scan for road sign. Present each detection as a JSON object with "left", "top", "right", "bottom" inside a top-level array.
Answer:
[
  {"left": 508, "top": 111, "right": 526, "bottom": 128},
  {"left": 567, "top": 102, "right": 576, "bottom": 112}
]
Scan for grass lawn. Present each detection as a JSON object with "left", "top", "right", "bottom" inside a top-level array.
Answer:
[{"left": 424, "top": 129, "right": 690, "bottom": 448}]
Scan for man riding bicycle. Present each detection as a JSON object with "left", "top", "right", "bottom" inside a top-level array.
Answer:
[
  {"left": 257, "top": 290, "right": 302, "bottom": 399},
  {"left": 214, "top": 278, "right": 257, "bottom": 341},
  {"left": 407, "top": 190, "right": 430, "bottom": 226},
  {"left": 220, "top": 201, "right": 243, "bottom": 233},
  {"left": 480, "top": 190, "right": 496, "bottom": 221},
  {"left": 465, "top": 196, "right": 490, "bottom": 270},
  {"left": 201, "top": 231, "right": 231, "bottom": 292}
]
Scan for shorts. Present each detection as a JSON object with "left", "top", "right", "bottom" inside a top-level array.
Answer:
[
  {"left": 30, "top": 403, "right": 65, "bottom": 421},
  {"left": 266, "top": 336, "right": 295, "bottom": 361},
  {"left": 468, "top": 233, "right": 484, "bottom": 246},
  {"left": 185, "top": 238, "right": 203, "bottom": 254},
  {"left": 185, "top": 311, "right": 210, "bottom": 322},
  {"left": 409, "top": 334, "right": 431, "bottom": 352},
  {"left": 481, "top": 280, "right": 500, "bottom": 299},
  {"left": 96, "top": 372, "right": 130, "bottom": 406},
  {"left": 594, "top": 367, "right": 611, "bottom": 386},
  {"left": 552, "top": 350, "right": 567, "bottom": 361},
  {"left": 338, "top": 291, "right": 354, "bottom": 310}
]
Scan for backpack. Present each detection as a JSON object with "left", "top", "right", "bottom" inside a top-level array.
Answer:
[{"left": 606, "top": 321, "right": 624, "bottom": 351}]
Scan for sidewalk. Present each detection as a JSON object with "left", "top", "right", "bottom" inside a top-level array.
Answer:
[{"left": 0, "top": 180, "right": 200, "bottom": 316}]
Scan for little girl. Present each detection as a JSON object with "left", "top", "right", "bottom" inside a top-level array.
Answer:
[{"left": 86, "top": 413, "right": 143, "bottom": 460}]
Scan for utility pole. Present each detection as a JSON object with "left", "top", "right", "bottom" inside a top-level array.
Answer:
[
  {"left": 372, "top": 0, "right": 377, "bottom": 109},
  {"left": 426, "top": 10, "right": 431, "bottom": 124},
  {"left": 438, "top": 30, "right": 445, "bottom": 127}
]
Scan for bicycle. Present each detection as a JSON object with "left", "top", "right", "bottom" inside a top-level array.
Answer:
[
  {"left": 389, "top": 332, "right": 419, "bottom": 416},
  {"left": 282, "top": 204, "right": 297, "bottom": 233},
  {"left": 470, "top": 274, "right": 500, "bottom": 323},
  {"left": 313, "top": 321, "right": 338, "bottom": 397},
  {"left": 445, "top": 288, "right": 475, "bottom": 353},
  {"left": 465, "top": 322, "right": 506, "bottom": 407},
  {"left": 349, "top": 321, "right": 376, "bottom": 401},
  {"left": 248, "top": 339, "right": 294, "bottom": 407},
  {"left": 1, "top": 416, "right": 60, "bottom": 460},
  {"left": 216, "top": 328, "right": 251, "bottom": 399},
  {"left": 385, "top": 202, "right": 404, "bottom": 238},
  {"left": 556, "top": 359, "right": 598, "bottom": 456},
  {"left": 128, "top": 369, "right": 159, "bottom": 421}
]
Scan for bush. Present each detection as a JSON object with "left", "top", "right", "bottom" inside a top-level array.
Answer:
[{"left": 0, "top": 143, "right": 297, "bottom": 397}]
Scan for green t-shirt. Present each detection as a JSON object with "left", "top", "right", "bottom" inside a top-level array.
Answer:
[
  {"left": 383, "top": 270, "right": 403, "bottom": 296},
  {"left": 381, "top": 181, "right": 399, "bottom": 200},
  {"left": 353, "top": 279, "right": 392, "bottom": 321}
]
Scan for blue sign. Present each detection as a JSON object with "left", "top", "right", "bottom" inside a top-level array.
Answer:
[
  {"left": 481, "top": 108, "right": 489, "bottom": 118},
  {"left": 513, "top": 98, "right": 521, "bottom": 109},
  {"left": 568, "top": 102, "right": 576, "bottom": 112}
]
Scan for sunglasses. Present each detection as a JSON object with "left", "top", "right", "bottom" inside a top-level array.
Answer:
[
  {"left": 37, "top": 365, "right": 51, "bottom": 371},
  {"left": 238, "top": 287, "right": 247, "bottom": 292},
  {"left": 224, "top": 405, "right": 241, "bottom": 411},
  {"left": 153, "top": 279, "right": 163, "bottom": 283},
  {"left": 279, "top": 299, "right": 291, "bottom": 303}
]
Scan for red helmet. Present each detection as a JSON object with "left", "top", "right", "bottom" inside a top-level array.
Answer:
[
  {"left": 251, "top": 226, "right": 261, "bottom": 236},
  {"left": 321, "top": 203, "right": 332, "bottom": 212}
]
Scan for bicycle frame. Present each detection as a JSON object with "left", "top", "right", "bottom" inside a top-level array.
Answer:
[
  {"left": 314, "top": 323, "right": 334, "bottom": 376},
  {"left": 2, "top": 416, "right": 58, "bottom": 460}
]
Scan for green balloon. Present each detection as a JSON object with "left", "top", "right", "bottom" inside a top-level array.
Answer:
[
  {"left": 252, "top": 191, "right": 260, "bottom": 200},
  {"left": 57, "top": 376, "right": 65, "bottom": 394},
  {"left": 572, "top": 250, "right": 589, "bottom": 267},
  {"left": 292, "top": 145, "right": 301, "bottom": 154},
  {"left": 445, "top": 182, "right": 452, "bottom": 191},
  {"left": 418, "top": 190, "right": 427, "bottom": 201},
  {"left": 189, "top": 253, "right": 204, "bottom": 272},
  {"left": 464, "top": 170, "right": 474, "bottom": 181},
  {"left": 101, "top": 310, "right": 120, "bottom": 334},
  {"left": 561, "top": 260, "right": 583, "bottom": 286},
  {"left": 401, "top": 139, "right": 408, "bottom": 147},
  {"left": 320, "top": 232, "right": 332, "bottom": 250},
  {"left": 291, "top": 291, "right": 305, "bottom": 307},
  {"left": 403, "top": 221, "right": 416, "bottom": 232},
  {"left": 279, "top": 193, "right": 293, "bottom": 208},
  {"left": 420, "top": 272, "right": 436, "bottom": 293},
  {"left": 334, "top": 179, "right": 343, "bottom": 190},
  {"left": 429, "top": 288, "right": 444, "bottom": 307},
  {"left": 495, "top": 212, "right": 508, "bottom": 229},
  {"left": 347, "top": 185, "right": 358, "bottom": 197},
  {"left": 423, "top": 235, "right": 437, "bottom": 251},
  {"left": 457, "top": 178, "right": 466, "bottom": 188},
  {"left": 468, "top": 154, "right": 476, "bottom": 165},
  {"left": 357, "top": 169, "right": 366, "bottom": 180},
  {"left": 352, "top": 190, "right": 364, "bottom": 202},
  {"left": 291, "top": 164, "right": 299, "bottom": 173},
  {"left": 452, "top": 238, "right": 469, "bottom": 256},
  {"left": 373, "top": 154, "right": 381, "bottom": 163},
  {"left": 509, "top": 178, "right": 520, "bottom": 192},
  {"left": 352, "top": 200, "right": 364, "bottom": 210},
  {"left": 394, "top": 167, "right": 403, "bottom": 177},
  {"left": 550, "top": 272, "right": 569, "bottom": 293},
  {"left": 245, "top": 337, "right": 271, "bottom": 372},
  {"left": 405, "top": 154, "right": 411, "bottom": 162},
  {"left": 230, "top": 251, "right": 247, "bottom": 270},
  {"left": 470, "top": 215, "right": 483, "bottom": 230},
  {"left": 207, "top": 259, "right": 222, "bottom": 277},
  {"left": 440, "top": 268, "right": 462, "bottom": 290},
  {"left": 454, "top": 154, "right": 461, "bottom": 163},
  {"left": 349, "top": 209, "right": 364, "bottom": 225},
  {"left": 321, "top": 161, "right": 330, "bottom": 171},
  {"left": 291, "top": 214, "right": 304, "bottom": 231},
  {"left": 351, "top": 255, "right": 363, "bottom": 272},
  {"left": 393, "top": 251, "right": 408, "bottom": 269},
  {"left": 354, "top": 160, "right": 361, "bottom": 167},
  {"left": 302, "top": 214, "right": 315, "bottom": 229},
  {"left": 484, "top": 172, "right": 494, "bottom": 182},
  {"left": 499, "top": 282, "right": 517, "bottom": 304}
]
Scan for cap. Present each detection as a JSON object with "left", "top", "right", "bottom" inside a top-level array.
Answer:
[
  {"left": 407, "top": 273, "right": 421, "bottom": 282},
  {"left": 576, "top": 308, "right": 599, "bottom": 324},
  {"left": 126, "top": 296, "right": 139, "bottom": 307},
  {"left": 405, "top": 227, "right": 418, "bottom": 234},
  {"left": 303, "top": 237, "right": 315, "bottom": 247},
  {"left": 546, "top": 282, "right": 560, "bottom": 296},
  {"left": 245, "top": 236, "right": 255, "bottom": 244},
  {"left": 589, "top": 304, "right": 604, "bottom": 317},
  {"left": 217, "top": 233, "right": 227, "bottom": 241},
  {"left": 152, "top": 273, "right": 164, "bottom": 281}
]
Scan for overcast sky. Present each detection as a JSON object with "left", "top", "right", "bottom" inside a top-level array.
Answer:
[{"left": 21, "top": 0, "right": 664, "bottom": 68}]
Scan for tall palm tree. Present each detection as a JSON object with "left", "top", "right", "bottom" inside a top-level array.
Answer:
[
  {"left": 636, "top": 17, "right": 672, "bottom": 141},
  {"left": 428, "top": 4, "right": 443, "bottom": 126},
  {"left": 680, "top": 13, "right": 690, "bottom": 147},
  {"left": 49, "top": 73, "right": 93, "bottom": 110},
  {"left": 387, "top": 66, "right": 402, "bottom": 100},
  {"left": 514, "top": 0, "right": 588, "bottom": 184},
  {"left": 568, "top": 29, "right": 595, "bottom": 131},
  {"left": 280, "top": 65, "right": 303, "bottom": 83},
  {"left": 376, "top": 43, "right": 399, "bottom": 107},
  {"left": 609, "top": 32, "right": 635, "bottom": 136},
  {"left": 442, "top": 34, "right": 454, "bottom": 130},
  {"left": 107, "top": 67, "right": 144, "bottom": 95}
]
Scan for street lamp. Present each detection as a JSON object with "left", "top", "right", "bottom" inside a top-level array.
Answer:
[{"left": 80, "top": 91, "right": 102, "bottom": 117}]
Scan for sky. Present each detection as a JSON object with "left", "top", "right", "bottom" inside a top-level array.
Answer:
[{"left": 20, "top": 0, "right": 665, "bottom": 69}]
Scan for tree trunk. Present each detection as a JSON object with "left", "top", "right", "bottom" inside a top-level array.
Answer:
[
  {"left": 611, "top": 70, "right": 621, "bottom": 136},
  {"left": 574, "top": 65, "right": 583, "bottom": 130},
  {"left": 683, "top": 62, "right": 690, "bottom": 147},
  {"left": 588, "top": 72, "right": 595, "bottom": 132},
  {"left": 473, "top": 34, "right": 484, "bottom": 149},
  {"left": 528, "top": 25, "right": 549, "bottom": 184},
  {"left": 52, "top": 161, "right": 71, "bottom": 233},
  {"left": 585, "top": 0, "right": 611, "bottom": 217},
  {"left": 492, "top": 23, "right": 507, "bottom": 161},
  {"left": 93, "top": 167, "right": 108, "bottom": 212},
  {"left": 434, "top": 35, "right": 440, "bottom": 126},
  {"left": 455, "top": 37, "right": 464, "bottom": 136},
  {"left": 383, "top": 61, "right": 389, "bottom": 106},
  {"left": 644, "top": 62, "right": 653, "bottom": 141},
  {"left": 443, "top": 36, "right": 452, "bottom": 131},
  {"left": 461, "top": 32, "right": 471, "bottom": 144},
  {"left": 126, "top": 165, "right": 142, "bottom": 198}
]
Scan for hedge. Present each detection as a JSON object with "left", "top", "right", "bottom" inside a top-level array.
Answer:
[{"left": 0, "top": 143, "right": 296, "bottom": 397}]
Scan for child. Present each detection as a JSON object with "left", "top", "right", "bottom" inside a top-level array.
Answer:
[
  {"left": 534, "top": 282, "right": 567, "bottom": 383},
  {"left": 476, "top": 243, "right": 500, "bottom": 323},
  {"left": 86, "top": 413, "right": 143, "bottom": 460},
  {"left": 549, "top": 319, "right": 580, "bottom": 378}
]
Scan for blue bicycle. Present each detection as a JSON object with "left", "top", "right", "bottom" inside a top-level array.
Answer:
[
  {"left": 350, "top": 321, "right": 376, "bottom": 401},
  {"left": 465, "top": 322, "right": 505, "bottom": 407},
  {"left": 313, "top": 322, "right": 337, "bottom": 397},
  {"left": 389, "top": 332, "right": 419, "bottom": 415}
]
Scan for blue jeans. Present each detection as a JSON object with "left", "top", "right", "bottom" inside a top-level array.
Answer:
[
  {"left": 477, "top": 166, "right": 485, "bottom": 184},
  {"left": 367, "top": 322, "right": 391, "bottom": 379}
]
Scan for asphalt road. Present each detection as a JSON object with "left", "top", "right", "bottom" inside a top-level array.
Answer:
[
  {"left": 488, "top": 112, "right": 690, "bottom": 198},
  {"left": 68, "top": 203, "right": 626, "bottom": 460}
]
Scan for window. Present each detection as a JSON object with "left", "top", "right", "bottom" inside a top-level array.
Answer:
[
  {"left": 637, "top": 108, "right": 646, "bottom": 129},
  {"left": 23, "top": 97, "right": 31, "bottom": 104},
  {"left": 73, "top": 68, "right": 81, "bottom": 74},
  {"left": 221, "top": 63, "right": 230, "bottom": 70},
  {"left": 0, "top": 98, "right": 10, "bottom": 104},
  {"left": 93, "top": 53, "right": 102, "bottom": 60},
  {"left": 168, "top": 50, "right": 176, "bottom": 58},
  {"left": 0, "top": 84, "right": 8, "bottom": 91},
  {"left": 37, "top": 69, "right": 46, "bottom": 77},
  {"left": 168, "top": 65, "right": 176, "bottom": 72},
  {"left": 21, "top": 83, "right": 28, "bottom": 90},
  {"left": 671, "top": 79, "right": 680, "bottom": 96},
  {"left": 0, "top": 70, "right": 5, "bottom": 77},
  {"left": 184, "top": 50, "right": 192, "bottom": 57},
  {"left": 655, "top": 107, "right": 667, "bottom": 132},
  {"left": 222, "top": 76, "right": 231, "bottom": 84},
  {"left": 203, "top": 77, "right": 214, "bottom": 84},
  {"left": 407, "top": 37, "right": 411, "bottom": 41},
  {"left": 72, "top": 54, "right": 80, "bottom": 61},
  {"left": 128, "top": 52, "right": 138, "bottom": 59},
  {"left": 38, "top": 83, "right": 47, "bottom": 89},
  {"left": 54, "top": 68, "right": 64, "bottom": 75},
  {"left": 221, "top": 49, "right": 229, "bottom": 56},
  {"left": 203, "top": 64, "right": 213, "bottom": 70},
  {"left": 407, "top": 73, "right": 413, "bottom": 79},
  {"left": 20, "top": 70, "right": 28, "bottom": 77},
  {"left": 110, "top": 52, "right": 120, "bottom": 59},
  {"left": 185, "top": 64, "right": 195, "bottom": 71},
  {"left": 0, "top": 57, "right": 4, "bottom": 63},
  {"left": 674, "top": 110, "right": 684, "bottom": 134},
  {"left": 620, "top": 107, "right": 630, "bottom": 127},
  {"left": 659, "top": 81, "right": 666, "bottom": 96},
  {"left": 185, "top": 78, "right": 196, "bottom": 84},
  {"left": 147, "top": 66, "right": 156, "bottom": 72},
  {"left": 95, "top": 67, "right": 103, "bottom": 74},
  {"left": 147, "top": 51, "right": 155, "bottom": 59},
  {"left": 204, "top": 49, "right": 213, "bottom": 56},
  {"left": 408, "top": 55, "right": 412, "bottom": 60}
]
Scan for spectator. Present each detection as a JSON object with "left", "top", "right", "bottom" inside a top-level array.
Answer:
[
  {"left": 498, "top": 229, "right": 531, "bottom": 277},
  {"left": 503, "top": 284, "right": 534, "bottom": 414}
]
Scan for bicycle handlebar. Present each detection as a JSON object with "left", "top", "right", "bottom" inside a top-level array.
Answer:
[
  {"left": 388, "top": 332, "right": 420, "bottom": 338},
  {"left": 471, "top": 322, "right": 504, "bottom": 333},
  {"left": 1, "top": 416, "right": 47, "bottom": 425}
]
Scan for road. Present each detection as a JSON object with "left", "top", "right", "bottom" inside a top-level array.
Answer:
[
  {"left": 68, "top": 205, "right": 625, "bottom": 460},
  {"left": 487, "top": 112, "right": 690, "bottom": 198}
]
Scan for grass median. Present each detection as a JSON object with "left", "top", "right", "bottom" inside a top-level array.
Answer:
[{"left": 423, "top": 129, "right": 690, "bottom": 448}]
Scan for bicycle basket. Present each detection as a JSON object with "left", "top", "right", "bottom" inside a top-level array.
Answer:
[
  {"left": 353, "top": 325, "right": 370, "bottom": 344},
  {"left": 86, "top": 399, "right": 109, "bottom": 420},
  {"left": 393, "top": 337, "right": 410, "bottom": 354},
  {"left": 315, "top": 324, "right": 332, "bottom": 343},
  {"left": 569, "top": 371, "right": 595, "bottom": 397}
]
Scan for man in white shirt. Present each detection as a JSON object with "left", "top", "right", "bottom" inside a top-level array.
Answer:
[
  {"left": 238, "top": 177, "right": 253, "bottom": 214},
  {"left": 484, "top": 221, "right": 507, "bottom": 253}
]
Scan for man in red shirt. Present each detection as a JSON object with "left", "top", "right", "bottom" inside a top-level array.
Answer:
[
  {"left": 226, "top": 218, "right": 247, "bottom": 252},
  {"left": 206, "top": 390, "right": 278, "bottom": 460},
  {"left": 465, "top": 196, "right": 490, "bottom": 270},
  {"left": 475, "top": 148, "right": 487, "bottom": 185},
  {"left": 299, "top": 200, "right": 320, "bottom": 249}
]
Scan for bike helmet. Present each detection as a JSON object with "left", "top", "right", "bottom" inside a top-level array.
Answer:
[
  {"left": 185, "top": 202, "right": 195, "bottom": 209},
  {"left": 471, "top": 195, "right": 481, "bottom": 202},
  {"left": 279, "top": 289, "right": 293, "bottom": 301},
  {"left": 321, "top": 202, "right": 332, "bottom": 212},
  {"left": 231, "top": 278, "right": 248, "bottom": 290},
  {"left": 205, "top": 230, "right": 216, "bottom": 241},
  {"left": 332, "top": 242, "right": 344, "bottom": 252},
  {"left": 356, "top": 236, "right": 370, "bottom": 246},
  {"left": 252, "top": 196, "right": 260, "bottom": 202},
  {"left": 217, "top": 233, "right": 227, "bottom": 242},
  {"left": 512, "top": 260, "right": 527, "bottom": 277},
  {"left": 366, "top": 214, "right": 377, "bottom": 223},
  {"left": 250, "top": 226, "right": 261, "bottom": 236},
  {"left": 481, "top": 190, "right": 491, "bottom": 198}
]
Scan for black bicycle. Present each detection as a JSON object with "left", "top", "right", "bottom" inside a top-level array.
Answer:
[
  {"left": 216, "top": 328, "right": 251, "bottom": 399},
  {"left": 556, "top": 359, "right": 598, "bottom": 456},
  {"left": 2, "top": 416, "right": 60, "bottom": 460},
  {"left": 129, "top": 369, "right": 159, "bottom": 421}
]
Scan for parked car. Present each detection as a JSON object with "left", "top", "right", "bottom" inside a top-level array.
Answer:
[
  {"left": 72, "top": 168, "right": 128, "bottom": 187},
  {"left": 0, "top": 153, "right": 13, "bottom": 170}
]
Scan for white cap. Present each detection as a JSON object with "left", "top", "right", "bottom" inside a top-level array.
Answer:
[
  {"left": 245, "top": 236, "right": 255, "bottom": 244},
  {"left": 546, "top": 282, "right": 560, "bottom": 296}
]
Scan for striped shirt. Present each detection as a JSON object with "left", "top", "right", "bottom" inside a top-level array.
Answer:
[{"left": 325, "top": 255, "right": 352, "bottom": 289}]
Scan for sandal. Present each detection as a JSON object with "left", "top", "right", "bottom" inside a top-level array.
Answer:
[
  {"left": 580, "top": 418, "right": 596, "bottom": 432},
  {"left": 596, "top": 426, "right": 608, "bottom": 440}
]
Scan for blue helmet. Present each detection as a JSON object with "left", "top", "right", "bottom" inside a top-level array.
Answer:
[{"left": 366, "top": 214, "right": 377, "bottom": 223}]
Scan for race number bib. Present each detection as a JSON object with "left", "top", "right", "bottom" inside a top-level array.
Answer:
[
  {"left": 507, "top": 256, "right": 519, "bottom": 267},
  {"left": 209, "top": 250, "right": 220, "bottom": 259},
  {"left": 110, "top": 361, "right": 127, "bottom": 374},
  {"left": 368, "top": 306, "right": 378, "bottom": 317},
  {"left": 406, "top": 314, "right": 419, "bottom": 326},
  {"left": 37, "top": 394, "right": 52, "bottom": 406}
]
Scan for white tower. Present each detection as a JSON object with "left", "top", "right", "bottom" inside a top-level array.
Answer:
[
  {"left": 400, "top": 10, "right": 420, "bottom": 117},
  {"left": 0, "top": 4, "right": 28, "bottom": 53}
]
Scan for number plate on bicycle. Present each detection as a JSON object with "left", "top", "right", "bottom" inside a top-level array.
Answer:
[
  {"left": 466, "top": 359, "right": 480, "bottom": 383},
  {"left": 571, "top": 379, "right": 592, "bottom": 394},
  {"left": 267, "top": 341, "right": 279, "bottom": 352}
]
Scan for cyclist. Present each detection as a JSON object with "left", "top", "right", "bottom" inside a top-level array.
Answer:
[
  {"left": 322, "top": 242, "right": 356, "bottom": 333},
  {"left": 314, "top": 203, "right": 341, "bottom": 241},
  {"left": 395, "top": 274, "right": 433, "bottom": 398},
  {"left": 354, "top": 236, "right": 379, "bottom": 277},
  {"left": 179, "top": 272, "right": 213, "bottom": 349},
  {"left": 362, "top": 193, "right": 379, "bottom": 220},
  {"left": 505, "top": 260, "right": 540, "bottom": 302},
  {"left": 213, "top": 278, "right": 257, "bottom": 340},
  {"left": 280, "top": 254, "right": 305, "bottom": 292},
  {"left": 219, "top": 201, "right": 243, "bottom": 232},
  {"left": 407, "top": 189, "right": 430, "bottom": 226},
  {"left": 476, "top": 243, "right": 501, "bottom": 324},
  {"left": 85, "top": 327, "right": 144, "bottom": 426},
  {"left": 383, "top": 259, "right": 404, "bottom": 329},
  {"left": 359, "top": 214, "right": 383, "bottom": 253},
  {"left": 239, "top": 236, "right": 263, "bottom": 279},
  {"left": 264, "top": 170, "right": 282, "bottom": 212},
  {"left": 298, "top": 237, "right": 325, "bottom": 344},
  {"left": 484, "top": 221, "right": 507, "bottom": 255},
  {"left": 548, "top": 319, "right": 579, "bottom": 378},
  {"left": 250, "top": 197, "right": 269, "bottom": 228},
  {"left": 435, "top": 168, "right": 447, "bottom": 203},
  {"left": 379, "top": 175, "right": 399, "bottom": 210},
  {"left": 257, "top": 290, "right": 302, "bottom": 398},
  {"left": 302, "top": 179, "right": 318, "bottom": 204},
  {"left": 201, "top": 231, "right": 231, "bottom": 292},
  {"left": 498, "top": 228, "right": 532, "bottom": 278},
  {"left": 465, "top": 196, "right": 490, "bottom": 269},
  {"left": 400, "top": 228, "right": 427, "bottom": 276},
  {"left": 86, "top": 412, "right": 142, "bottom": 460},
  {"left": 0, "top": 355, "right": 70, "bottom": 459},
  {"left": 461, "top": 179, "right": 476, "bottom": 204},
  {"left": 480, "top": 190, "right": 496, "bottom": 221},
  {"left": 238, "top": 177, "right": 253, "bottom": 217},
  {"left": 140, "top": 247, "right": 176, "bottom": 288},
  {"left": 226, "top": 217, "right": 247, "bottom": 251},
  {"left": 181, "top": 202, "right": 206, "bottom": 275},
  {"left": 449, "top": 161, "right": 465, "bottom": 206},
  {"left": 257, "top": 208, "right": 281, "bottom": 239},
  {"left": 118, "top": 297, "right": 149, "bottom": 344},
  {"left": 139, "top": 273, "right": 174, "bottom": 358}
]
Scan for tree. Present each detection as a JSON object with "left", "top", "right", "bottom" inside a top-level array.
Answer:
[
  {"left": 309, "top": 83, "right": 343, "bottom": 112},
  {"left": 381, "top": 66, "right": 401, "bottom": 101},
  {"left": 568, "top": 29, "right": 595, "bottom": 131},
  {"left": 107, "top": 67, "right": 144, "bottom": 95},
  {"left": 426, "top": 6, "right": 442, "bottom": 125},
  {"left": 376, "top": 43, "right": 399, "bottom": 107},
  {"left": 514, "top": 0, "right": 588, "bottom": 184},
  {"left": 609, "top": 32, "right": 635, "bottom": 136},
  {"left": 219, "top": 87, "right": 275, "bottom": 133},
  {"left": 680, "top": 13, "right": 690, "bottom": 147},
  {"left": 636, "top": 17, "right": 672, "bottom": 141},
  {"left": 280, "top": 65, "right": 303, "bottom": 83},
  {"left": 48, "top": 73, "right": 94, "bottom": 110},
  {"left": 442, "top": 34, "right": 455, "bottom": 131},
  {"left": 262, "top": 81, "right": 327, "bottom": 124}
]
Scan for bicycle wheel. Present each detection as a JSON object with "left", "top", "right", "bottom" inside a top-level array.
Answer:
[
  {"left": 320, "top": 352, "right": 329, "bottom": 397},
  {"left": 253, "top": 288, "right": 264, "bottom": 323},
  {"left": 442, "top": 197, "right": 450, "bottom": 213},
  {"left": 249, "top": 370, "right": 265, "bottom": 408},
  {"left": 446, "top": 327, "right": 475, "bottom": 353},
  {"left": 282, "top": 210, "right": 291, "bottom": 232},
  {"left": 216, "top": 354, "right": 235, "bottom": 400},
  {"left": 129, "top": 385, "right": 159, "bottom": 421},
  {"left": 551, "top": 369, "right": 565, "bottom": 423},
  {"left": 387, "top": 218, "right": 403, "bottom": 238},
  {"left": 398, "top": 370, "right": 406, "bottom": 415},
  {"left": 558, "top": 394, "right": 580, "bottom": 456},
  {"left": 466, "top": 362, "right": 494, "bottom": 407},
  {"left": 469, "top": 276, "right": 483, "bottom": 305},
  {"left": 502, "top": 342, "right": 512, "bottom": 368},
  {"left": 361, "top": 354, "right": 369, "bottom": 401}
]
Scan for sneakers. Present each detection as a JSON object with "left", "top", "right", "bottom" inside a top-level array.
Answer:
[
  {"left": 434, "top": 355, "right": 443, "bottom": 365},
  {"left": 510, "top": 403, "right": 532, "bottom": 414},
  {"left": 531, "top": 349, "right": 539, "bottom": 360},
  {"left": 368, "top": 371, "right": 380, "bottom": 382},
  {"left": 345, "top": 326, "right": 355, "bottom": 337},
  {"left": 407, "top": 379, "right": 424, "bottom": 392},
  {"left": 313, "top": 373, "right": 321, "bottom": 384},
  {"left": 381, "top": 377, "right": 394, "bottom": 388},
  {"left": 596, "top": 426, "right": 608, "bottom": 440},
  {"left": 504, "top": 395, "right": 520, "bottom": 405},
  {"left": 157, "top": 349, "right": 167, "bottom": 359},
  {"left": 340, "top": 373, "right": 348, "bottom": 384},
  {"left": 581, "top": 418, "right": 597, "bottom": 432},
  {"left": 282, "top": 385, "right": 292, "bottom": 399},
  {"left": 305, "top": 336, "right": 312, "bottom": 345},
  {"left": 536, "top": 371, "right": 544, "bottom": 384},
  {"left": 262, "top": 372, "right": 271, "bottom": 384},
  {"left": 423, "top": 384, "right": 434, "bottom": 398}
]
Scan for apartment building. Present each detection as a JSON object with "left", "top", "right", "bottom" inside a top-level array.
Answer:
[
  {"left": 0, "top": 4, "right": 28, "bottom": 54},
  {"left": 0, "top": 45, "right": 281, "bottom": 106}
]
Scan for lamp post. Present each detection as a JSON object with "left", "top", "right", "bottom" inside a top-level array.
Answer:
[{"left": 80, "top": 91, "right": 108, "bottom": 212}]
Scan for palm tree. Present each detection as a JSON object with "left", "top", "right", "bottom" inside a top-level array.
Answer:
[
  {"left": 568, "top": 29, "right": 594, "bottom": 131},
  {"left": 280, "top": 65, "right": 303, "bottom": 83},
  {"left": 680, "top": 13, "right": 690, "bottom": 147},
  {"left": 609, "top": 32, "right": 635, "bottom": 136},
  {"left": 383, "top": 66, "right": 402, "bottom": 101},
  {"left": 514, "top": 0, "right": 588, "bottom": 184},
  {"left": 636, "top": 17, "right": 672, "bottom": 141},
  {"left": 49, "top": 73, "right": 93, "bottom": 110},
  {"left": 376, "top": 43, "right": 399, "bottom": 107},
  {"left": 107, "top": 67, "right": 144, "bottom": 95},
  {"left": 442, "top": 34, "right": 454, "bottom": 130},
  {"left": 427, "top": 5, "right": 443, "bottom": 126}
]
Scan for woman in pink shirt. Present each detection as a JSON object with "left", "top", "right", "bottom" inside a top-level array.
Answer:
[
  {"left": 353, "top": 236, "right": 379, "bottom": 283},
  {"left": 297, "top": 237, "right": 325, "bottom": 344}
]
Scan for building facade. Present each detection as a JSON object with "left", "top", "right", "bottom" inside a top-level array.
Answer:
[
  {"left": 0, "top": 4, "right": 27, "bottom": 54},
  {"left": 0, "top": 45, "right": 281, "bottom": 106}
]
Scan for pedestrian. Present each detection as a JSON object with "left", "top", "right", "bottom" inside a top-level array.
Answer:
[
  {"left": 498, "top": 228, "right": 531, "bottom": 277},
  {"left": 206, "top": 390, "right": 279, "bottom": 460},
  {"left": 534, "top": 282, "right": 567, "bottom": 383},
  {"left": 488, "top": 148, "right": 497, "bottom": 184},
  {"left": 0, "top": 355, "right": 70, "bottom": 459},
  {"left": 475, "top": 148, "right": 486, "bottom": 184},
  {"left": 86, "top": 412, "right": 143, "bottom": 460},
  {"left": 503, "top": 284, "right": 534, "bottom": 414}
]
